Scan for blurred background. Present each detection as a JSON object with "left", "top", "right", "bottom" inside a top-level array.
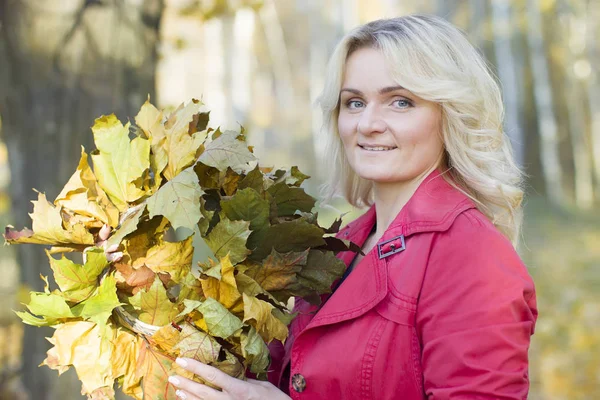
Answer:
[{"left": 0, "top": 0, "right": 598, "bottom": 399}]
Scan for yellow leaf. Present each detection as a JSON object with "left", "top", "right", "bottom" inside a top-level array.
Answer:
[
  {"left": 242, "top": 293, "right": 288, "bottom": 344},
  {"left": 151, "top": 324, "right": 181, "bottom": 355},
  {"left": 200, "top": 255, "right": 243, "bottom": 314},
  {"left": 133, "top": 236, "right": 194, "bottom": 284},
  {"left": 160, "top": 100, "right": 208, "bottom": 180},
  {"left": 135, "top": 339, "right": 178, "bottom": 400},
  {"left": 111, "top": 327, "right": 143, "bottom": 398},
  {"left": 4, "top": 192, "right": 94, "bottom": 246},
  {"left": 55, "top": 147, "right": 119, "bottom": 227},
  {"left": 42, "top": 321, "right": 114, "bottom": 395},
  {"left": 135, "top": 99, "right": 168, "bottom": 189},
  {"left": 91, "top": 114, "right": 150, "bottom": 211}
]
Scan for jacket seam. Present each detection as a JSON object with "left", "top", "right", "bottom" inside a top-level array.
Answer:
[
  {"left": 411, "top": 327, "right": 424, "bottom": 394},
  {"left": 361, "top": 317, "right": 387, "bottom": 399}
]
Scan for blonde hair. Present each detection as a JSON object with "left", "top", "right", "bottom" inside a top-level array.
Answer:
[{"left": 318, "top": 14, "right": 524, "bottom": 245}]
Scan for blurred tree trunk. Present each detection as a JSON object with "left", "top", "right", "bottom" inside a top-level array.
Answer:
[
  {"left": 558, "top": 2, "right": 594, "bottom": 208},
  {"left": 587, "top": 0, "right": 600, "bottom": 201},
  {"left": 526, "top": 0, "right": 565, "bottom": 205},
  {"left": 0, "top": 0, "right": 163, "bottom": 399},
  {"left": 491, "top": 0, "right": 525, "bottom": 166}
]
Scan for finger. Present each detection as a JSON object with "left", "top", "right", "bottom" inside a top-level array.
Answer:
[
  {"left": 99, "top": 224, "right": 111, "bottom": 241},
  {"left": 106, "top": 252, "right": 123, "bottom": 262},
  {"left": 176, "top": 358, "right": 239, "bottom": 392},
  {"left": 105, "top": 244, "right": 120, "bottom": 253},
  {"left": 168, "top": 375, "right": 225, "bottom": 400}
]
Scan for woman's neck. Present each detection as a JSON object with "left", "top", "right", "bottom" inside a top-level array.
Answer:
[{"left": 372, "top": 165, "right": 439, "bottom": 238}]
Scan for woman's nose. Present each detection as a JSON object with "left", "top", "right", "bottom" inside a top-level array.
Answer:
[{"left": 357, "top": 105, "right": 386, "bottom": 135}]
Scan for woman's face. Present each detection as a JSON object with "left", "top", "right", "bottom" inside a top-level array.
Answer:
[{"left": 338, "top": 47, "right": 444, "bottom": 186}]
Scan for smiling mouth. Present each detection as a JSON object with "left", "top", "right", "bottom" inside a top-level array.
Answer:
[{"left": 358, "top": 145, "right": 397, "bottom": 152}]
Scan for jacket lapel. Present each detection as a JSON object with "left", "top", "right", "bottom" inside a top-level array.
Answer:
[{"left": 304, "top": 169, "right": 477, "bottom": 331}]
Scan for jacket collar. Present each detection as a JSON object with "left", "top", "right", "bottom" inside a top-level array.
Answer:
[
  {"left": 305, "top": 169, "right": 476, "bottom": 330},
  {"left": 339, "top": 168, "right": 476, "bottom": 242}
]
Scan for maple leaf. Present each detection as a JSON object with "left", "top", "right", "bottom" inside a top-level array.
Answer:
[
  {"left": 220, "top": 188, "right": 270, "bottom": 231},
  {"left": 15, "top": 291, "right": 75, "bottom": 327},
  {"left": 115, "top": 263, "right": 156, "bottom": 295},
  {"left": 247, "top": 218, "right": 326, "bottom": 262},
  {"left": 55, "top": 147, "right": 120, "bottom": 227},
  {"left": 244, "top": 249, "right": 307, "bottom": 292},
  {"left": 147, "top": 167, "right": 204, "bottom": 230},
  {"left": 242, "top": 293, "right": 288, "bottom": 344},
  {"left": 241, "top": 326, "right": 270, "bottom": 374},
  {"left": 130, "top": 276, "right": 179, "bottom": 326},
  {"left": 266, "top": 182, "right": 316, "bottom": 216},
  {"left": 200, "top": 255, "right": 244, "bottom": 314},
  {"left": 136, "top": 339, "right": 178, "bottom": 400},
  {"left": 47, "top": 248, "right": 108, "bottom": 303},
  {"left": 173, "top": 322, "right": 221, "bottom": 364},
  {"left": 70, "top": 274, "right": 123, "bottom": 329},
  {"left": 133, "top": 236, "right": 193, "bottom": 284},
  {"left": 151, "top": 324, "right": 182, "bottom": 355},
  {"left": 192, "top": 297, "right": 243, "bottom": 339},
  {"left": 105, "top": 203, "right": 147, "bottom": 248},
  {"left": 238, "top": 165, "right": 269, "bottom": 192},
  {"left": 198, "top": 130, "right": 256, "bottom": 173},
  {"left": 285, "top": 166, "right": 310, "bottom": 187},
  {"left": 42, "top": 321, "right": 115, "bottom": 396},
  {"left": 205, "top": 217, "right": 251, "bottom": 264},
  {"left": 110, "top": 327, "right": 143, "bottom": 397},
  {"left": 90, "top": 114, "right": 150, "bottom": 211},
  {"left": 4, "top": 192, "right": 94, "bottom": 246},
  {"left": 212, "top": 348, "right": 245, "bottom": 380},
  {"left": 297, "top": 249, "right": 347, "bottom": 294}
]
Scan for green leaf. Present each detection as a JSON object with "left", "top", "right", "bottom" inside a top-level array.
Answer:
[
  {"left": 26, "top": 292, "right": 74, "bottom": 320},
  {"left": 205, "top": 218, "right": 251, "bottom": 264},
  {"left": 248, "top": 218, "right": 326, "bottom": 262},
  {"left": 90, "top": 114, "right": 150, "bottom": 211},
  {"left": 267, "top": 182, "right": 315, "bottom": 216},
  {"left": 221, "top": 188, "right": 270, "bottom": 231},
  {"left": 285, "top": 166, "right": 310, "bottom": 187},
  {"left": 48, "top": 248, "right": 108, "bottom": 303},
  {"left": 241, "top": 326, "right": 270, "bottom": 374},
  {"left": 147, "top": 167, "right": 204, "bottom": 230},
  {"left": 297, "top": 249, "right": 347, "bottom": 294},
  {"left": 198, "top": 131, "right": 256, "bottom": 172},
  {"left": 238, "top": 165, "right": 268, "bottom": 192},
  {"left": 196, "top": 297, "right": 243, "bottom": 339},
  {"left": 71, "top": 274, "right": 123, "bottom": 328}
]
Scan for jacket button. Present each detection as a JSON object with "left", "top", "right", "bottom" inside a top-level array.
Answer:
[{"left": 292, "top": 373, "right": 306, "bottom": 392}]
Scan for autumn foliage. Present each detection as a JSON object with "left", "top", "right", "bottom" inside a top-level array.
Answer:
[{"left": 4, "top": 100, "right": 355, "bottom": 399}]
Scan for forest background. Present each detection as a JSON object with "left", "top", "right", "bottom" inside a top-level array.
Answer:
[{"left": 0, "top": 0, "right": 598, "bottom": 399}]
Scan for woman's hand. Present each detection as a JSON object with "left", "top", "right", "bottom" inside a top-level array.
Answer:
[
  {"left": 168, "top": 358, "right": 291, "bottom": 400},
  {"left": 97, "top": 224, "right": 123, "bottom": 262}
]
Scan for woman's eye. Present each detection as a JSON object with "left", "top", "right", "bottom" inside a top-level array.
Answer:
[
  {"left": 392, "top": 99, "right": 412, "bottom": 108},
  {"left": 346, "top": 100, "right": 364, "bottom": 109}
]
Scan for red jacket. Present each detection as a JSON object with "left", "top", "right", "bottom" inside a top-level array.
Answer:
[{"left": 268, "top": 170, "right": 538, "bottom": 399}]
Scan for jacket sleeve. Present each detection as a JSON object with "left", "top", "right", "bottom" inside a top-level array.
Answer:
[{"left": 416, "top": 211, "right": 538, "bottom": 399}]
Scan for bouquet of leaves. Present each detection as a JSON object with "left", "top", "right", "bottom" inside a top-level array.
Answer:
[{"left": 4, "top": 99, "right": 356, "bottom": 399}]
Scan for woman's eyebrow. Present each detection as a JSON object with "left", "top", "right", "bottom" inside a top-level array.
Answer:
[{"left": 340, "top": 86, "right": 406, "bottom": 96}]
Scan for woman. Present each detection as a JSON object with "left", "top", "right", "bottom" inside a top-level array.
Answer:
[{"left": 168, "top": 14, "right": 538, "bottom": 400}]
